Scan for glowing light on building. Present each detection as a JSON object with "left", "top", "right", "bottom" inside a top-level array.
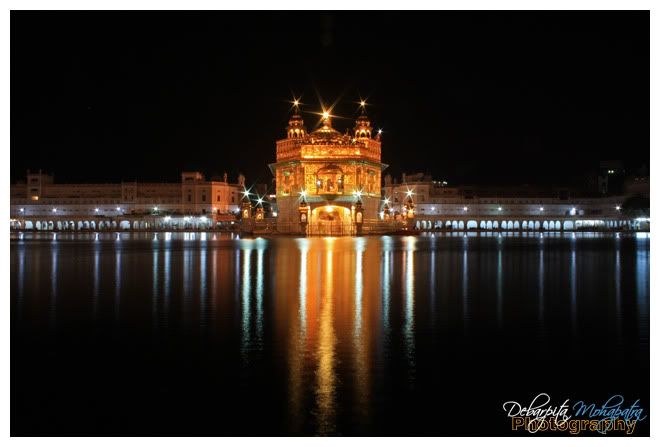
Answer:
[
  {"left": 52, "top": 208, "right": 57, "bottom": 212},
  {"left": 463, "top": 206, "right": 468, "bottom": 211},
  {"left": 540, "top": 207, "right": 544, "bottom": 212},
  {"left": 164, "top": 216, "right": 171, "bottom": 221},
  {"left": 94, "top": 208, "right": 99, "bottom": 212},
  {"left": 498, "top": 206, "right": 502, "bottom": 211}
]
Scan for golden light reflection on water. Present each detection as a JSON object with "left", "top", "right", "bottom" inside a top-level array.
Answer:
[
  {"left": 9, "top": 232, "right": 651, "bottom": 435},
  {"left": 315, "top": 237, "right": 336, "bottom": 435},
  {"left": 280, "top": 237, "right": 385, "bottom": 434}
]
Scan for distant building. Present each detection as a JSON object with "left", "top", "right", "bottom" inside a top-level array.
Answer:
[
  {"left": 383, "top": 173, "right": 648, "bottom": 231},
  {"left": 10, "top": 170, "right": 244, "bottom": 231},
  {"left": 598, "top": 160, "right": 626, "bottom": 195}
]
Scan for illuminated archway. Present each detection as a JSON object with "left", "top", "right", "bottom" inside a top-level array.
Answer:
[{"left": 310, "top": 205, "right": 352, "bottom": 236}]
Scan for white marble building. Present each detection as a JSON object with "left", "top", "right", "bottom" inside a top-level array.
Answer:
[{"left": 10, "top": 170, "right": 245, "bottom": 231}]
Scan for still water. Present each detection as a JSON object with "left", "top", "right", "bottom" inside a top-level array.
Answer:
[{"left": 11, "top": 232, "right": 650, "bottom": 436}]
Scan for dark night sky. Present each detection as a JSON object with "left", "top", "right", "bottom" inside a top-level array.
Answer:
[{"left": 11, "top": 11, "right": 649, "bottom": 187}]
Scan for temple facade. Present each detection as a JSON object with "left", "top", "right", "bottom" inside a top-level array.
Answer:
[{"left": 269, "top": 105, "right": 387, "bottom": 235}]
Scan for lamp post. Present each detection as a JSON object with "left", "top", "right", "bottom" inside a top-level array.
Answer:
[
  {"left": 383, "top": 202, "right": 391, "bottom": 222},
  {"left": 298, "top": 195, "right": 309, "bottom": 236},
  {"left": 354, "top": 195, "right": 364, "bottom": 236},
  {"left": 240, "top": 195, "right": 252, "bottom": 220},
  {"left": 406, "top": 196, "right": 415, "bottom": 219},
  {"left": 255, "top": 200, "right": 264, "bottom": 221}
]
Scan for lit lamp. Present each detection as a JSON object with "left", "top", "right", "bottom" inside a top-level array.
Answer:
[
  {"left": 406, "top": 195, "right": 415, "bottom": 219},
  {"left": 354, "top": 195, "right": 364, "bottom": 235},
  {"left": 298, "top": 194, "right": 309, "bottom": 235},
  {"left": 255, "top": 198, "right": 264, "bottom": 221},
  {"left": 383, "top": 200, "right": 391, "bottom": 221},
  {"left": 240, "top": 193, "right": 252, "bottom": 220}
]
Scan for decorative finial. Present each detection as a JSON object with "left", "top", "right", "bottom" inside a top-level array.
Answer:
[
  {"left": 358, "top": 98, "right": 368, "bottom": 115},
  {"left": 292, "top": 97, "right": 301, "bottom": 114}
]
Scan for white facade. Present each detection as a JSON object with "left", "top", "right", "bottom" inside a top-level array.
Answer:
[
  {"left": 10, "top": 171, "right": 245, "bottom": 231},
  {"left": 382, "top": 174, "right": 649, "bottom": 231}
]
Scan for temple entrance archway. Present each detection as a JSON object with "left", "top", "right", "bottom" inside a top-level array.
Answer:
[{"left": 309, "top": 205, "right": 352, "bottom": 236}]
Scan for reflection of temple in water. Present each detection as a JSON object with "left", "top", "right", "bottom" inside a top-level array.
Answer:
[{"left": 269, "top": 102, "right": 387, "bottom": 236}]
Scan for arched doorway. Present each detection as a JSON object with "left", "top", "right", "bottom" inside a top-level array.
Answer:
[{"left": 310, "top": 205, "right": 352, "bottom": 236}]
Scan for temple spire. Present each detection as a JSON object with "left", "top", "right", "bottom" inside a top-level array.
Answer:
[
  {"left": 286, "top": 98, "right": 306, "bottom": 139},
  {"left": 354, "top": 99, "right": 372, "bottom": 140}
]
